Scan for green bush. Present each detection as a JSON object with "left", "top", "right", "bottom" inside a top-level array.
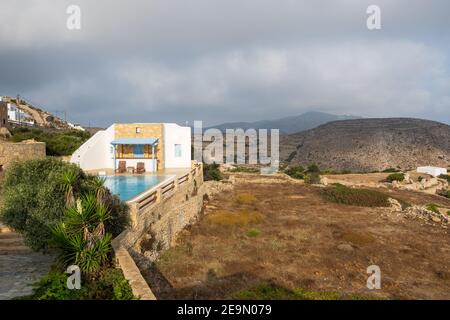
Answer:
[
  {"left": 0, "top": 158, "right": 128, "bottom": 252},
  {"left": 304, "top": 172, "right": 321, "bottom": 184},
  {"left": 437, "top": 189, "right": 450, "bottom": 199},
  {"left": 284, "top": 166, "right": 305, "bottom": 179},
  {"left": 10, "top": 127, "right": 91, "bottom": 156},
  {"left": 307, "top": 164, "right": 320, "bottom": 173},
  {"left": 320, "top": 184, "right": 409, "bottom": 208},
  {"left": 20, "top": 268, "right": 135, "bottom": 300},
  {"left": 246, "top": 228, "right": 260, "bottom": 237},
  {"left": 203, "top": 163, "right": 223, "bottom": 181},
  {"left": 386, "top": 173, "right": 405, "bottom": 183},
  {"left": 426, "top": 203, "right": 440, "bottom": 213},
  {"left": 229, "top": 166, "right": 259, "bottom": 173},
  {"left": 438, "top": 174, "right": 450, "bottom": 183}
]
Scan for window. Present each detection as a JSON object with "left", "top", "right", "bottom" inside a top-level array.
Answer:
[
  {"left": 174, "top": 144, "right": 182, "bottom": 158},
  {"left": 136, "top": 127, "right": 141, "bottom": 134}
]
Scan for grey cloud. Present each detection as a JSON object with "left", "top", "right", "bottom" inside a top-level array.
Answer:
[{"left": 0, "top": 0, "right": 449, "bottom": 127}]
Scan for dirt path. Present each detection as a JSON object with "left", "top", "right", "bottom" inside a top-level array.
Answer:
[{"left": 143, "top": 177, "right": 450, "bottom": 300}]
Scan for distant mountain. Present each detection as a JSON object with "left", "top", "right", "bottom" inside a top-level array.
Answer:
[
  {"left": 207, "top": 111, "right": 360, "bottom": 134},
  {"left": 281, "top": 118, "right": 450, "bottom": 172}
]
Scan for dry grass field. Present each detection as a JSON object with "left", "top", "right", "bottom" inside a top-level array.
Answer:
[{"left": 143, "top": 175, "right": 450, "bottom": 300}]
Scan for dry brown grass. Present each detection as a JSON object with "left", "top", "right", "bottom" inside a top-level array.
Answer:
[
  {"left": 205, "top": 210, "right": 264, "bottom": 226},
  {"left": 235, "top": 193, "right": 257, "bottom": 205},
  {"left": 340, "top": 231, "right": 376, "bottom": 245}
]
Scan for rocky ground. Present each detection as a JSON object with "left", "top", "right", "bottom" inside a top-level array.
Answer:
[
  {"left": 143, "top": 174, "right": 450, "bottom": 300},
  {"left": 0, "top": 224, "right": 53, "bottom": 300}
]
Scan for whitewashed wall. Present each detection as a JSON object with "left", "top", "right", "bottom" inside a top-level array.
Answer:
[
  {"left": 71, "top": 124, "right": 115, "bottom": 170},
  {"left": 163, "top": 123, "right": 191, "bottom": 168}
]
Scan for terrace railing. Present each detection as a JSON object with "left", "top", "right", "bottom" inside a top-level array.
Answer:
[{"left": 126, "top": 162, "right": 203, "bottom": 226}]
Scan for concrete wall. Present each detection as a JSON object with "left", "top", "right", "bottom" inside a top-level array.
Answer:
[
  {"left": 0, "top": 140, "right": 46, "bottom": 171},
  {"left": 163, "top": 123, "right": 191, "bottom": 169}
]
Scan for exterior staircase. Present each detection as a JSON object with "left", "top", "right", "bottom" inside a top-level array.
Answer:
[
  {"left": 0, "top": 224, "right": 53, "bottom": 300},
  {"left": 0, "top": 224, "right": 32, "bottom": 255}
]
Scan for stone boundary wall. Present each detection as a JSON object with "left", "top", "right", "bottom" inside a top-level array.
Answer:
[
  {"left": 111, "top": 163, "right": 204, "bottom": 300},
  {"left": 0, "top": 140, "right": 46, "bottom": 171}
]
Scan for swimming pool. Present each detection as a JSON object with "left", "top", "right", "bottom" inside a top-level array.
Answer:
[{"left": 103, "top": 175, "right": 174, "bottom": 201}]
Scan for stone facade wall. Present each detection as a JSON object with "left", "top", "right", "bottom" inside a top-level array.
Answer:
[
  {"left": 0, "top": 140, "right": 46, "bottom": 171},
  {"left": 116, "top": 170, "right": 204, "bottom": 263},
  {"left": 111, "top": 164, "right": 205, "bottom": 299},
  {"left": 114, "top": 123, "right": 164, "bottom": 171},
  {"left": 0, "top": 102, "right": 8, "bottom": 128}
]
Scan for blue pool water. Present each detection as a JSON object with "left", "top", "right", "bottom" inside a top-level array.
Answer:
[{"left": 104, "top": 175, "right": 173, "bottom": 201}]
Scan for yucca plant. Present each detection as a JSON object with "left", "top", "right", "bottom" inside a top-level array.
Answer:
[
  {"left": 52, "top": 192, "right": 112, "bottom": 275},
  {"left": 89, "top": 176, "right": 107, "bottom": 204},
  {"left": 61, "top": 169, "right": 80, "bottom": 207}
]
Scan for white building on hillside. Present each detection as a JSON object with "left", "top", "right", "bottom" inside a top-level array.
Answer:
[
  {"left": 417, "top": 166, "right": 447, "bottom": 177},
  {"left": 7, "top": 102, "right": 35, "bottom": 126},
  {"left": 70, "top": 123, "right": 191, "bottom": 173}
]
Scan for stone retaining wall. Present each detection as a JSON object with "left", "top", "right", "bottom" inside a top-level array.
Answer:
[
  {"left": 0, "top": 140, "right": 46, "bottom": 171},
  {"left": 111, "top": 163, "right": 206, "bottom": 299}
]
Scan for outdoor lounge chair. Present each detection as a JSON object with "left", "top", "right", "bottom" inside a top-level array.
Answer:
[
  {"left": 116, "top": 160, "right": 126, "bottom": 173},
  {"left": 136, "top": 162, "right": 145, "bottom": 174}
]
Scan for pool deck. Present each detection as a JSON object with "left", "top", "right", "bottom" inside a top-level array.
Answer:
[{"left": 86, "top": 167, "right": 192, "bottom": 177}]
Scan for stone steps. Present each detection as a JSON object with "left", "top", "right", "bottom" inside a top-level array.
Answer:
[{"left": 0, "top": 224, "right": 32, "bottom": 254}]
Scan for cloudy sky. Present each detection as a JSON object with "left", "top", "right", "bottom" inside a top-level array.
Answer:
[{"left": 1, "top": 0, "right": 450, "bottom": 127}]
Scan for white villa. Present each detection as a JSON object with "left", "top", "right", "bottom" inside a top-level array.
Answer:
[
  {"left": 70, "top": 123, "right": 191, "bottom": 173},
  {"left": 1, "top": 99, "right": 35, "bottom": 126}
]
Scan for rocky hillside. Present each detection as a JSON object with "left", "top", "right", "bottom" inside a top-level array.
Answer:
[
  {"left": 1, "top": 96, "right": 76, "bottom": 130},
  {"left": 207, "top": 111, "right": 359, "bottom": 134},
  {"left": 281, "top": 118, "right": 450, "bottom": 172}
]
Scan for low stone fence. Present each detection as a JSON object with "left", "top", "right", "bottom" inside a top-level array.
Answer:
[
  {"left": 0, "top": 140, "right": 46, "bottom": 171},
  {"left": 111, "top": 163, "right": 204, "bottom": 300}
]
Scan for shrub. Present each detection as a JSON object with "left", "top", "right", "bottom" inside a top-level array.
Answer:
[
  {"left": 418, "top": 176, "right": 424, "bottom": 182},
  {"left": 229, "top": 282, "right": 368, "bottom": 300},
  {"left": 0, "top": 158, "right": 128, "bottom": 252},
  {"left": 203, "top": 163, "right": 223, "bottom": 181},
  {"left": 304, "top": 172, "right": 321, "bottom": 184},
  {"left": 21, "top": 268, "right": 134, "bottom": 300},
  {"left": 284, "top": 166, "right": 305, "bottom": 179},
  {"left": 426, "top": 203, "right": 440, "bottom": 213},
  {"left": 382, "top": 168, "right": 400, "bottom": 173},
  {"left": 438, "top": 174, "right": 450, "bottom": 183},
  {"left": 386, "top": 173, "right": 405, "bottom": 183},
  {"left": 307, "top": 164, "right": 320, "bottom": 173},
  {"left": 437, "top": 189, "right": 450, "bottom": 199},
  {"left": 320, "top": 184, "right": 409, "bottom": 208},
  {"left": 246, "top": 228, "right": 260, "bottom": 237},
  {"left": 236, "top": 193, "right": 257, "bottom": 205},
  {"left": 206, "top": 210, "right": 263, "bottom": 226},
  {"left": 10, "top": 127, "right": 91, "bottom": 156},
  {"left": 229, "top": 166, "right": 259, "bottom": 173}
]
